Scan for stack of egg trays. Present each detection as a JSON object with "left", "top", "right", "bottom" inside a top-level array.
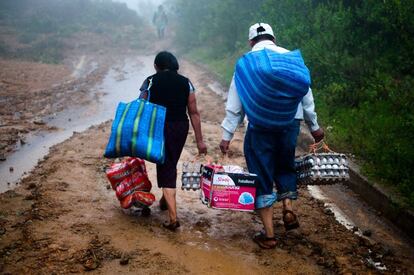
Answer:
[
  {"left": 295, "top": 153, "right": 350, "bottom": 185},
  {"left": 181, "top": 162, "right": 203, "bottom": 190}
]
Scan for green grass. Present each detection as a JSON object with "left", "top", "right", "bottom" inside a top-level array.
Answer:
[{"left": 185, "top": 47, "right": 239, "bottom": 86}]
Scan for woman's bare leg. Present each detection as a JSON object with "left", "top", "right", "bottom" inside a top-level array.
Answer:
[{"left": 162, "top": 188, "right": 177, "bottom": 223}]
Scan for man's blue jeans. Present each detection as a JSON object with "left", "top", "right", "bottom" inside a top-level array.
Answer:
[{"left": 244, "top": 120, "right": 300, "bottom": 209}]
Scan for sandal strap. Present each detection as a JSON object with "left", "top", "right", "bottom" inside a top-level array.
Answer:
[
  {"left": 255, "top": 232, "right": 275, "bottom": 238},
  {"left": 253, "top": 232, "right": 277, "bottom": 249},
  {"left": 163, "top": 220, "right": 180, "bottom": 230},
  {"left": 255, "top": 232, "right": 276, "bottom": 241},
  {"left": 283, "top": 210, "right": 297, "bottom": 219},
  {"left": 283, "top": 209, "right": 296, "bottom": 216},
  {"left": 283, "top": 210, "right": 300, "bottom": 231}
]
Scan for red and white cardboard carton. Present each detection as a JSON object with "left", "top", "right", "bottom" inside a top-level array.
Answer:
[{"left": 200, "top": 165, "right": 257, "bottom": 212}]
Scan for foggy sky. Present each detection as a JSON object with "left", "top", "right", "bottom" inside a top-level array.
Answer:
[{"left": 113, "top": 0, "right": 164, "bottom": 14}]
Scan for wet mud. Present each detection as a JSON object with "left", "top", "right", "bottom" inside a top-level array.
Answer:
[
  {"left": 0, "top": 55, "right": 111, "bottom": 161},
  {"left": 0, "top": 57, "right": 413, "bottom": 274}
]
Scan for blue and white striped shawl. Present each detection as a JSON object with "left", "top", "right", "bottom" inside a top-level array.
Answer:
[{"left": 234, "top": 48, "right": 311, "bottom": 129}]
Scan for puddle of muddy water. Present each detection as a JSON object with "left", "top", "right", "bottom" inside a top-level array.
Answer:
[{"left": 0, "top": 55, "right": 155, "bottom": 192}]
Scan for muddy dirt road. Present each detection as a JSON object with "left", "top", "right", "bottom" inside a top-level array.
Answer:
[
  {"left": 1, "top": 56, "right": 414, "bottom": 274},
  {"left": 0, "top": 54, "right": 155, "bottom": 189},
  {"left": 0, "top": 55, "right": 113, "bottom": 160}
]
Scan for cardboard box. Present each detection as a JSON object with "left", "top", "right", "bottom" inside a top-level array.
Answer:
[{"left": 200, "top": 165, "right": 257, "bottom": 212}]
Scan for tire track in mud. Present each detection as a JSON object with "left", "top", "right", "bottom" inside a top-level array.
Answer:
[{"left": 0, "top": 58, "right": 412, "bottom": 274}]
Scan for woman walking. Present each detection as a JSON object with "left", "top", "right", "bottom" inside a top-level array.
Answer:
[{"left": 140, "top": 51, "right": 207, "bottom": 231}]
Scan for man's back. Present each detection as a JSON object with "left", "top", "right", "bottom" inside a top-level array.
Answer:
[
  {"left": 250, "top": 40, "right": 320, "bottom": 132},
  {"left": 251, "top": 40, "right": 289, "bottom": 54}
]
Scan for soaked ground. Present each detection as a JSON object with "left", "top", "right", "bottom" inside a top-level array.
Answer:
[
  {"left": 316, "top": 184, "right": 414, "bottom": 260},
  {"left": 0, "top": 55, "right": 413, "bottom": 274},
  {"left": 0, "top": 56, "right": 154, "bottom": 190}
]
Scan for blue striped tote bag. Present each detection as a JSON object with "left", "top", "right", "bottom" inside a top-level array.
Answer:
[{"left": 104, "top": 79, "right": 166, "bottom": 164}]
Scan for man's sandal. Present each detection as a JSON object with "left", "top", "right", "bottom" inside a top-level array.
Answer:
[
  {"left": 253, "top": 232, "right": 277, "bottom": 249},
  {"left": 283, "top": 210, "right": 300, "bottom": 231},
  {"left": 163, "top": 220, "right": 180, "bottom": 231}
]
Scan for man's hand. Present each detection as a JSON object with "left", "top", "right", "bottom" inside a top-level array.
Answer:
[
  {"left": 311, "top": 128, "right": 325, "bottom": 143},
  {"left": 197, "top": 141, "right": 207, "bottom": 155},
  {"left": 219, "top": 140, "right": 230, "bottom": 154}
]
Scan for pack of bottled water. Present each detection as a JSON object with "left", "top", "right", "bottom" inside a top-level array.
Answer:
[
  {"left": 181, "top": 162, "right": 203, "bottom": 191},
  {"left": 295, "top": 153, "right": 350, "bottom": 185}
]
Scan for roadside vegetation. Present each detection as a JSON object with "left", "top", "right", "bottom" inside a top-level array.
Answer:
[
  {"left": 0, "top": 0, "right": 145, "bottom": 63},
  {"left": 169, "top": 0, "right": 414, "bottom": 207}
]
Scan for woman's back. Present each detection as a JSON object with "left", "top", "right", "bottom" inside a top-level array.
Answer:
[{"left": 146, "top": 71, "right": 190, "bottom": 122}]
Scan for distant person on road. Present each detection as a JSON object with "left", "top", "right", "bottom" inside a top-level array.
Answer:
[
  {"left": 219, "top": 23, "right": 324, "bottom": 249},
  {"left": 140, "top": 51, "right": 207, "bottom": 231},
  {"left": 153, "top": 5, "right": 168, "bottom": 39}
]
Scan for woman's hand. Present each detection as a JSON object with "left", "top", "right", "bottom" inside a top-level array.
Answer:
[{"left": 197, "top": 141, "right": 207, "bottom": 155}]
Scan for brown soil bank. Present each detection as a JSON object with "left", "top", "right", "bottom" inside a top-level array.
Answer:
[
  {"left": 0, "top": 56, "right": 113, "bottom": 160},
  {"left": 0, "top": 60, "right": 413, "bottom": 274},
  {"left": 0, "top": 59, "right": 70, "bottom": 159}
]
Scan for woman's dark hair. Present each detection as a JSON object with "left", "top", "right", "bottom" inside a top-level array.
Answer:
[{"left": 154, "top": 51, "right": 179, "bottom": 71}]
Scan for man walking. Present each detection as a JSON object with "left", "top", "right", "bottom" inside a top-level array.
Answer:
[
  {"left": 153, "top": 5, "right": 168, "bottom": 39},
  {"left": 220, "top": 23, "right": 324, "bottom": 249}
]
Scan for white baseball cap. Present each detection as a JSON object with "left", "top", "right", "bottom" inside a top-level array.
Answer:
[{"left": 248, "top": 23, "right": 275, "bottom": 40}]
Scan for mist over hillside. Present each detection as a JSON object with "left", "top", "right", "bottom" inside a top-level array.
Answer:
[
  {"left": 113, "top": 0, "right": 165, "bottom": 21},
  {"left": 0, "top": 0, "right": 149, "bottom": 63}
]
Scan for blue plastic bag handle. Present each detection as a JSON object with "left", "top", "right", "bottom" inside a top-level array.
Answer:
[{"left": 146, "top": 78, "right": 153, "bottom": 102}]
